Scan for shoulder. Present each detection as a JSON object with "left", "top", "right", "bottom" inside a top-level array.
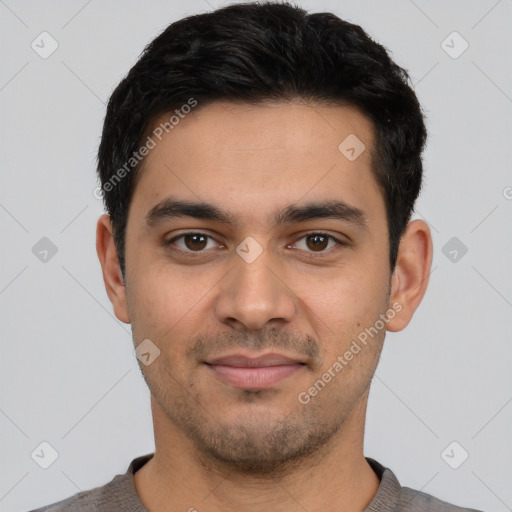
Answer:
[
  {"left": 399, "top": 486, "right": 484, "bottom": 512},
  {"left": 27, "top": 486, "right": 104, "bottom": 511},
  {"left": 27, "top": 475, "right": 134, "bottom": 512},
  {"left": 27, "top": 453, "right": 153, "bottom": 512},
  {"left": 365, "top": 457, "right": 483, "bottom": 512}
]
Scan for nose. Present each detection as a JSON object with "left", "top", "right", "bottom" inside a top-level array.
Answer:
[{"left": 213, "top": 243, "right": 297, "bottom": 331}]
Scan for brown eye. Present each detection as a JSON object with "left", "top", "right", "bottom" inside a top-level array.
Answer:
[
  {"left": 167, "top": 232, "right": 217, "bottom": 253},
  {"left": 291, "top": 232, "right": 344, "bottom": 256},
  {"left": 306, "top": 234, "right": 329, "bottom": 251},
  {"left": 182, "top": 233, "right": 208, "bottom": 251}
]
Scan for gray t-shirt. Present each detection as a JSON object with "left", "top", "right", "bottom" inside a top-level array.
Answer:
[{"left": 28, "top": 454, "right": 483, "bottom": 511}]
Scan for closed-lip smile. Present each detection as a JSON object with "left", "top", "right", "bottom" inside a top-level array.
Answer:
[{"left": 204, "top": 352, "right": 306, "bottom": 389}]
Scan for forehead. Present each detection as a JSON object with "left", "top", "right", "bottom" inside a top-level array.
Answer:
[
  {"left": 130, "top": 100, "right": 384, "bottom": 229},
  {"left": 143, "top": 100, "right": 375, "bottom": 166}
]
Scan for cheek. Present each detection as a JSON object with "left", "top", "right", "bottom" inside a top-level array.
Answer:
[
  {"left": 126, "top": 272, "right": 177, "bottom": 342},
  {"left": 127, "top": 267, "right": 216, "bottom": 358},
  {"left": 300, "top": 262, "right": 387, "bottom": 316},
  {"left": 295, "top": 264, "right": 389, "bottom": 353}
]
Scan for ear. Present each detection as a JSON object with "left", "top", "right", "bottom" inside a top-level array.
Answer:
[
  {"left": 386, "top": 219, "right": 433, "bottom": 332},
  {"left": 96, "top": 214, "right": 130, "bottom": 324}
]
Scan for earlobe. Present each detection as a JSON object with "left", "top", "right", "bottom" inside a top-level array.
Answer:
[
  {"left": 386, "top": 219, "right": 433, "bottom": 332},
  {"left": 96, "top": 214, "right": 131, "bottom": 324}
]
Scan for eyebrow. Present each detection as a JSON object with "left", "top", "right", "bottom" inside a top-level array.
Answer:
[{"left": 145, "top": 196, "right": 367, "bottom": 230}]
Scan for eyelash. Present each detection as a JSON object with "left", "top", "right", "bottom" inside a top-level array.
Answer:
[{"left": 165, "top": 232, "right": 346, "bottom": 259}]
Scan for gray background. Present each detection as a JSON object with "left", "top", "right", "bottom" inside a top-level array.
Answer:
[{"left": 1, "top": 1, "right": 511, "bottom": 511}]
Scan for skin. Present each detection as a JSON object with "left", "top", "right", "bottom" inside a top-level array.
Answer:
[{"left": 96, "top": 100, "right": 432, "bottom": 512}]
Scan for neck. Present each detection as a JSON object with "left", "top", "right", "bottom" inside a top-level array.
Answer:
[{"left": 134, "top": 390, "right": 380, "bottom": 512}]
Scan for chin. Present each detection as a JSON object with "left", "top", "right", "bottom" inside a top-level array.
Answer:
[{"left": 185, "top": 412, "right": 338, "bottom": 477}]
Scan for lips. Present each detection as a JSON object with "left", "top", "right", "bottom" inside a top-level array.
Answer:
[{"left": 205, "top": 352, "right": 305, "bottom": 389}]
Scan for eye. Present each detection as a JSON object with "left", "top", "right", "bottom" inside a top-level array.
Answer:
[
  {"left": 165, "top": 231, "right": 345, "bottom": 257},
  {"left": 167, "top": 232, "right": 221, "bottom": 253},
  {"left": 290, "top": 232, "right": 344, "bottom": 255}
]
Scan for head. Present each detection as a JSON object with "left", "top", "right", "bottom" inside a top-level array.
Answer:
[{"left": 96, "top": 1, "right": 432, "bottom": 476}]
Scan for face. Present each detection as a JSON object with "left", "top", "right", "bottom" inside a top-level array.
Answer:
[{"left": 117, "top": 101, "right": 398, "bottom": 473}]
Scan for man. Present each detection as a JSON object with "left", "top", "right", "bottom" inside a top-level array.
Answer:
[{"left": 30, "top": 2, "right": 482, "bottom": 511}]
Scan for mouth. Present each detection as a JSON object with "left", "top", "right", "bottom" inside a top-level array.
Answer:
[{"left": 204, "top": 352, "right": 307, "bottom": 390}]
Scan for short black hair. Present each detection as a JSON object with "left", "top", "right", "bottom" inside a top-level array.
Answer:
[{"left": 97, "top": 1, "right": 427, "bottom": 278}]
